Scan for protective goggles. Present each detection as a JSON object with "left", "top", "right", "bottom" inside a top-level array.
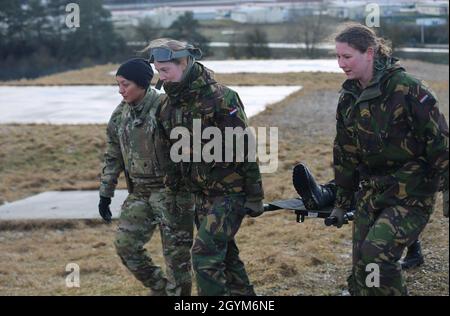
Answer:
[{"left": 149, "top": 46, "right": 202, "bottom": 63}]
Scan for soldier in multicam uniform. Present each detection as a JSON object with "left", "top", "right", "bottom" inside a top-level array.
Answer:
[
  {"left": 329, "top": 24, "right": 449, "bottom": 295},
  {"left": 145, "top": 38, "right": 264, "bottom": 296},
  {"left": 98, "top": 58, "right": 194, "bottom": 296}
]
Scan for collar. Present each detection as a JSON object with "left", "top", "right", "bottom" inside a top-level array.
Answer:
[
  {"left": 163, "top": 62, "right": 216, "bottom": 101},
  {"left": 127, "top": 89, "right": 159, "bottom": 115},
  {"left": 340, "top": 56, "right": 403, "bottom": 103}
]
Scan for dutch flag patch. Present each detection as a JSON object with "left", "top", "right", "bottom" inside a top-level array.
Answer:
[
  {"left": 419, "top": 94, "right": 429, "bottom": 104},
  {"left": 229, "top": 108, "right": 238, "bottom": 116}
]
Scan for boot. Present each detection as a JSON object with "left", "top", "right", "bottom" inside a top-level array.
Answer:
[
  {"left": 148, "top": 287, "right": 167, "bottom": 296},
  {"left": 292, "top": 163, "right": 337, "bottom": 210},
  {"left": 400, "top": 240, "right": 424, "bottom": 270},
  {"left": 148, "top": 278, "right": 168, "bottom": 296}
]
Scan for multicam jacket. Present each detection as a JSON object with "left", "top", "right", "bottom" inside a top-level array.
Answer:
[
  {"left": 334, "top": 56, "right": 449, "bottom": 211},
  {"left": 100, "top": 89, "right": 168, "bottom": 197},
  {"left": 159, "top": 62, "right": 264, "bottom": 199}
]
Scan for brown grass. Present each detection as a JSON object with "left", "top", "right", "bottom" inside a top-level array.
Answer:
[
  {"left": 0, "top": 124, "right": 128, "bottom": 203},
  {"left": 0, "top": 65, "right": 448, "bottom": 296},
  {"left": 0, "top": 63, "right": 345, "bottom": 88}
]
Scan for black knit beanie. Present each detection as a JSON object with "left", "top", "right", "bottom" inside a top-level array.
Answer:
[{"left": 116, "top": 58, "right": 154, "bottom": 90}]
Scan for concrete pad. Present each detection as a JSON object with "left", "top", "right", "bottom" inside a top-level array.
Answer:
[
  {"left": 0, "top": 85, "right": 301, "bottom": 124},
  {"left": 0, "top": 190, "right": 128, "bottom": 220}
]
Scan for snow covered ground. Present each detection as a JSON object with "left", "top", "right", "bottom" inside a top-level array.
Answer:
[
  {"left": 200, "top": 59, "right": 342, "bottom": 73},
  {"left": 0, "top": 85, "right": 301, "bottom": 124},
  {"left": 0, "top": 191, "right": 127, "bottom": 220},
  {"left": 108, "top": 59, "right": 342, "bottom": 75}
]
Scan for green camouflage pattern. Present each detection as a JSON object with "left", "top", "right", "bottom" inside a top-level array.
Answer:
[
  {"left": 115, "top": 188, "right": 194, "bottom": 295},
  {"left": 191, "top": 193, "right": 255, "bottom": 296},
  {"left": 350, "top": 189, "right": 430, "bottom": 296},
  {"left": 334, "top": 56, "right": 449, "bottom": 211},
  {"left": 159, "top": 62, "right": 264, "bottom": 199},
  {"left": 100, "top": 89, "right": 168, "bottom": 197},
  {"left": 333, "top": 56, "right": 449, "bottom": 296},
  {"left": 158, "top": 62, "right": 261, "bottom": 295}
]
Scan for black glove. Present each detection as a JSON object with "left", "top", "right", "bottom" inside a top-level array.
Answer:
[
  {"left": 244, "top": 199, "right": 264, "bottom": 218},
  {"left": 329, "top": 207, "right": 346, "bottom": 228},
  {"left": 99, "top": 196, "right": 112, "bottom": 223}
]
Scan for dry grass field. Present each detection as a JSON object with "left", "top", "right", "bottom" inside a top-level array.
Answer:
[{"left": 0, "top": 60, "right": 448, "bottom": 296}]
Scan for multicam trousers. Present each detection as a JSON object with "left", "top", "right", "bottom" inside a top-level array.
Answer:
[{"left": 114, "top": 187, "right": 194, "bottom": 295}]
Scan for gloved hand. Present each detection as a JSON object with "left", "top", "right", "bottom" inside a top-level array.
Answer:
[
  {"left": 444, "top": 190, "right": 449, "bottom": 218},
  {"left": 330, "top": 207, "right": 346, "bottom": 228},
  {"left": 244, "top": 199, "right": 264, "bottom": 218},
  {"left": 99, "top": 196, "right": 112, "bottom": 223}
]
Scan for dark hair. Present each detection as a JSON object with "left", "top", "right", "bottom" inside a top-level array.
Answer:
[{"left": 334, "top": 23, "right": 392, "bottom": 57}]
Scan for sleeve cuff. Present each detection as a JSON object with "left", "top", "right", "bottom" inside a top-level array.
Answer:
[
  {"left": 335, "top": 187, "right": 355, "bottom": 210},
  {"left": 99, "top": 186, "right": 115, "bottom": 198}
]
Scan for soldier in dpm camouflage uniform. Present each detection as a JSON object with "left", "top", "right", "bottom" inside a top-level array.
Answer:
[
  {"left": 292, "top": 162, "right": 448, "bottom": 271},
  {"left": 98, "top": 58, "right": 195, "bottom": 296},
  {"left": 331, "top": 24, "right": 449, "bottom": 295},
  {"left": 145, "top": 39, "right": 265, "bottom": 296}
]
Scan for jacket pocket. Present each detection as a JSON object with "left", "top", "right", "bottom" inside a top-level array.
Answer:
[{"left": 129, "top": 158, "right": 154, "bottom": 177}]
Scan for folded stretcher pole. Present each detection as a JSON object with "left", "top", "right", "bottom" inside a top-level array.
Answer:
[{"left": 263, "top": 198, "right": 354, "bottom": 226}]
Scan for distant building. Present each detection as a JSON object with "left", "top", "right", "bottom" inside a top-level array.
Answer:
[
  {"left": 286, "top": 1, "right": 325, "bottom": 18},
  {"left": 326, "top": 1, "right": 366, "bottom": 19},
  {"left": 416, "top": 1, "right": 449, "bottom": 16},
  {"left": 109, "top": 6, "right": 218, "bottom": 28},
  {"left": 325, "top": 1, "right": 439, "bottom": 19},
  {"left": 146, "top": 7, "right": 186, "bottom": 28},
  {"left": 379, "top": 3, "right": 415, "bottom": 17},
  {"left": 230, "top": 5, "right": 289, "bottom": 23},
  {"left": 105, "top": 0, "right": 450, "bottom": 28}
]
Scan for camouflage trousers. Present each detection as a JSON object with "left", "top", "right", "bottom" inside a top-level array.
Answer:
[
  {"left": 350, "top": 188, "right": 432, "bottom": 296},
  {"left": 114, "top": 187, "right": 195, "bottom": 296},
  {"left": 191, "top": 193, "right": 255, "bottom": 296}
]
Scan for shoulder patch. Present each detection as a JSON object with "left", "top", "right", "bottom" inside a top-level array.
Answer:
[
  {"left": 419, "top": 94, "right": 430, "bottom": 104},
  {"left": 410, "top": 83, "right": 437, "bottom": 106},
  {"left": 228, "top": 107, "right": 238, "bottom": 116}
]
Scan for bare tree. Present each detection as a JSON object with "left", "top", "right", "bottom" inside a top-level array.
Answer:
[
  {"left": 288, "top": 3, "right": 329, "bottom": 58},
  {"left": 244, "top": 28, "right": 271, "bottom": 58},
  {"left": 134, "top": 18, "right": 160, "bottom": 44}
]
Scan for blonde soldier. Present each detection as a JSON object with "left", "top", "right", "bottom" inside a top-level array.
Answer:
[
  {"left": 99, "top": 58, "right": 194, "bottom": 296},
  {"left": 147, "top": 39, "right": 264, "bottom": 296}
]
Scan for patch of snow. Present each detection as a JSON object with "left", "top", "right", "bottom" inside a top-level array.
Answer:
[
  {"left": 108, "top": 59, "right": 342, "bottom": 75},
  {"left": 201, "top": 59, "right": 341, "bottom": 73},
  {"left": 0, "top": 85, "right": 301, "bottom": 124}
]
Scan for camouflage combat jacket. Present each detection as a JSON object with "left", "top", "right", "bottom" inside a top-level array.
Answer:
[
  {"left": 100, "top": 89, "right": 168, "bottom": 197},
  {"left": 334, "top": 56, "right": 449, "bottom": 211},
  {"left": 159, "top": 62, "right": 264, "bottom": 199}
]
